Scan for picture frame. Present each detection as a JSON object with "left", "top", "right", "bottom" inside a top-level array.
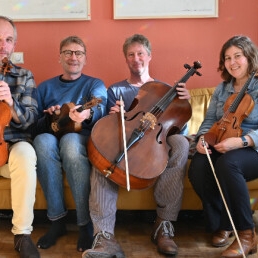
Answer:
[
  {"left": 114, "top": 0, "right": 218, "bottom": 19},
  {"left": 0, "top": 0, "right": 91, "bottom": 21}
]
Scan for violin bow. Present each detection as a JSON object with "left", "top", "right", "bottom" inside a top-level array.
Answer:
[
  {"left": 120, "top": 95, "right": 130, "bottom": 191},
  {"left": 200, "top": 136, "right": 246, "bottom": 258}
]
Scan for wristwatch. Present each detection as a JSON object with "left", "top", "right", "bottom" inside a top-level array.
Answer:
[{"left": 241, "top": 136, "right": 248, "bottom": 147}]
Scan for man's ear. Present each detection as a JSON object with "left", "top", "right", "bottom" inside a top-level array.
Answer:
[{"left": 83, "top": 55, "right": 87, "bottom": 66}]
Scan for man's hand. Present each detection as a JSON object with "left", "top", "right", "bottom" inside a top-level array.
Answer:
[
  {"left": 109, "top": 100, "right": 125, "bottom": 114},
  {"left": 176, "top": 82, "right": 190, "bottom": 100},
  {"left": 43, "top": 105, "right": 61, "bottom": 115},
  {"left": 69, "top": 105, "right": 91, "bottom": 122},
  {"left": 0, "top": 81, "right": 13, "bottom": 107}
]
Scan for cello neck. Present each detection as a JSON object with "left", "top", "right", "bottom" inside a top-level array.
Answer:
[{"left": 154, "top": 61, "right": 202, "bottom": 112}]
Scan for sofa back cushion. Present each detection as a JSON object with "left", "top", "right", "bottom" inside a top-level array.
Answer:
[{"left": 188, "top": 87, "right": 216, "bottom": 135}]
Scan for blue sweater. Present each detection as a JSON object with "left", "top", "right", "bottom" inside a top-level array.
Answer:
[{"left": 36, "top": 74, "right": 107, "bottom": 137}]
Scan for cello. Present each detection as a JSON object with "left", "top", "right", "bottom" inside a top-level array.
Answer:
[
  {"left": 0, "top": 57, "right": 12, "bottom": 166},
  {"left": 204, "top": 71, "right": 256, "bottom": 146},
  {"left": 87, "top": 61, "right": 202, "bottom": 190}
]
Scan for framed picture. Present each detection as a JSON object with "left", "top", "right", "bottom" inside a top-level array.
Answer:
[
  {"left": 0, "top": 0, "right": 91, "bottom": 21},
  {"left": 114, "top": 0, "right": 218, "bottom": 19}
]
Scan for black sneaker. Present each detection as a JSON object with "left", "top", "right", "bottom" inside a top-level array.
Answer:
[{"left": 14, "top": 234, "right": 40, "bottom": 258}]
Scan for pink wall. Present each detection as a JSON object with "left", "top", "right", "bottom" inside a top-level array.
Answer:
[{"left": 7, "top": 0, "right": 258, "bottom": 89}]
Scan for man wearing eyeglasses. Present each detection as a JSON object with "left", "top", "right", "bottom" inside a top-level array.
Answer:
[{"left": 32, "top": 36, "right": 107, "bottom": 252}]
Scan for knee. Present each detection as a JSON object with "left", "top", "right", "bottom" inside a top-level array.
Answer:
[
  {"left": 188, "top": 156, "right": 205, "bottom": 193},
  {"left": 34, "top": 133, "right": 58, "bottom": 152},
  {"left": 9, "top": 142, "right": 36, "bottom": 172},
  {"left": 168, "top": 134, "right": 189, "bottom": 160},
  {"left": 60, "top": 133, "right": 87, "bottom": 158}
]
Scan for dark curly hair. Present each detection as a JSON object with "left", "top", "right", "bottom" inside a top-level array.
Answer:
[{"left": 218, "top": 35, "right": 258, "bottom": 82}]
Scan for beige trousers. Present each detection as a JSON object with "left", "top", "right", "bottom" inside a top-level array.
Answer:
[{"left": 0, "top": 141, "right": 37, "bottom": 235}]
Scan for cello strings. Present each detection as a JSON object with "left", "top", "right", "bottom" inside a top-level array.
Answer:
[{"left": 137, "top": 86, "right": 178, "bottom": 133}]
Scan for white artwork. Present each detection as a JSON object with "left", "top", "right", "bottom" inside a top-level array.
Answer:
[
  {"left": 114, "top": 0, "right": 218, "bottom": 19},
  {"left": 0, "top": 0, "right": 91, "bottom": 21}
]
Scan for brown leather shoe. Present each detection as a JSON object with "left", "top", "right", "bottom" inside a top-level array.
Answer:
[
  {"left": 14, "top": 234, "right": 40, "bottom": 258},
  {"left": 221, "top": 228, "right": 257, "bottom": 258},
  {"left": 151, "top": 217, "right": 178, "bottom": 255},
  {"left": 82, "top": 231, "right": 125, "bottom": 258},
  {"left": 212, "top": 230, "right": 233, "bottom": 247}
]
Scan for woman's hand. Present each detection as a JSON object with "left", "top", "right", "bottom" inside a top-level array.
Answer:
[
  {"left": 214, "top": 137, "right": 243, "bottom": 153},
  {"left": 196, "top": 136, "right": 212, "bottom": 154}
]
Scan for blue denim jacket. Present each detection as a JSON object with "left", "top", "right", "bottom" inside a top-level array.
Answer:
[{"left": 196, "top": 77, "right": 258, "bottom": 151}]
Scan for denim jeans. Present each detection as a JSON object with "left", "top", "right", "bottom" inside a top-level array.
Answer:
[{"left": 33, "top": 133, "right": 91, "bottom": 226}]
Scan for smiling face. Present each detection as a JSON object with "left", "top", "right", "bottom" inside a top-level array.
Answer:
[
  {"left": 0, "top": 19, "right": 16, "bottom": 61},
  {"left": 59, "top": 42, "right": 86, "bottom": 80},
  {"left": 125, "top": 42, "right": 152, "bottom": 77},
  {"left": 224, "top": 46, "right": 249, "bottom": 81}
]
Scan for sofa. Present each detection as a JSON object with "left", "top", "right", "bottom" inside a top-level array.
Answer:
[{"left": 1, "top": 87, "right": 258, "bottom": 211}]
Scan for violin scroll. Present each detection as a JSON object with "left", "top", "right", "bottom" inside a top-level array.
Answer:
[{"left": 0, "top": 57, "right": 13, "bottom": 76}]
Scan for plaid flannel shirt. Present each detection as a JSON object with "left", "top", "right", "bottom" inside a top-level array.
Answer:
[{"left": 0, "top": 62, "right": 38, "bottom": 143}]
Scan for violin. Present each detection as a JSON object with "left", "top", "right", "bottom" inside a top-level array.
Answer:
[
  {"left": 204, "top": 71, "right": 256, "bottom": 146},
  {"left": 0, "top": 57, "right": 12, "bottom": 166},
  {"left": 87, "top": 61, "right": 202, "bottom": 190},
  {"left": 47, "top": 96, "right": 102, "bottom": 139}
]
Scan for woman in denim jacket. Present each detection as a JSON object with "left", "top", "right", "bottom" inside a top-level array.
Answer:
[{"left": 188, "top": 35, "right": 258, "bottom": 258}]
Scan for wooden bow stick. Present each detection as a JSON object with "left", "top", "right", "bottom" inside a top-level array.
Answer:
[
  {"left": 200, "top": 136, "right": 246, "bottom": 258},
  {"left": 120, "top": 95, "right": 130, "bottom": 191}
]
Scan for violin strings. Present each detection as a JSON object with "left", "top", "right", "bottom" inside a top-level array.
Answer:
[{"left": 216, "top": 71, "right": 256, "bottom": 130}]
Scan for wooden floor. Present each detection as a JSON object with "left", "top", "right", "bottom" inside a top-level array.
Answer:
[{"left": 0, "top": 210, "right": 258, "bottom": 258}]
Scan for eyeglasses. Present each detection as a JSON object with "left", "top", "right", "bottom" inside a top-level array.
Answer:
[{"left": 60, "top": 50, "right": 85, "bottom": 58}]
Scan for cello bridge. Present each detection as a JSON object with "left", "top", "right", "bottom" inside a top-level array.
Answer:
[{"left": 140, "top": 112, "right": 157, "bottom": 130}]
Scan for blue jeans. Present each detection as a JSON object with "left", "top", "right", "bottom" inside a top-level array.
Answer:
[{"left": 33, "top": 133, "right": 91, "bottom": 226}]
